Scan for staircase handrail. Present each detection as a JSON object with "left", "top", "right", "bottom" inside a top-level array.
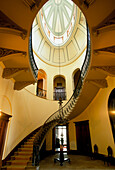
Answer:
[{"left": 29, "top": 30, "right": 38, "bottom": 79}]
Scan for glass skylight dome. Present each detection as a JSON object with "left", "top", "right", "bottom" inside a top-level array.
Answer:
[
  {"left": 32, "top": 0, "right": 87, "bottom": 67},
  {"left": 39, "top": 0, "right": 77, "bottom": 46}
]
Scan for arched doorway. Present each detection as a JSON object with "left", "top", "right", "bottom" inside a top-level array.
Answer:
[
  {"left": 37, "top": 69, "right": 47, "bottom": 98},
  {"left": 73, "top": 68, "right": 81, "bottom": 90},
  {"left": 53, "top": 76, "right": 66, "bottom": 100}
]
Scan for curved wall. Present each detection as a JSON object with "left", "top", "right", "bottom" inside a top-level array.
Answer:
[
  {"left": 0, "top": 65, "right": 66, "bottom": 159},
  {"left": 69, "top": 76, "right": 115, "bottom": 156},
  {"left": 45, "top": 76, "right": 115, "bottom": 157},
  {"left": 33, "top": 49, "right": 86, "bottom": 100}
]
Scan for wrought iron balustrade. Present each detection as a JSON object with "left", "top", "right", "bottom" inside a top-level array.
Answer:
[
  {"left": 53, "top": 92, "right": 66, "bottom": 100},
  {"left": 36, "top": 87, "right": 47, "bottom": 98},
  {"left": 29, "top": 30, "right": 38, "bottom": 79}
]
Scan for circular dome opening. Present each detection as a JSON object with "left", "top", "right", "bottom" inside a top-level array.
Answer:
[
  {"left": 39, "top": 0, "right": 77, "bottom": 46},
  {"left": 31, "top": 0, "right": 87, "bottom": 68}
]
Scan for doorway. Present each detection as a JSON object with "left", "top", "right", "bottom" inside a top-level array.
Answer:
[
  {"left": 53, "top": 125, "right": 69, "bottom": 152},
  {"left": 53, "top": 76, "right": 66, "bottom": 100},
  {"left": 75, "top": 120, "right": 92, "bottom": 155}
]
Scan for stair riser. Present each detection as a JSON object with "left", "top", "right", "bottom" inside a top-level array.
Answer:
[
  {"left": 24, "top": 142, "right": 33, "bottom": 145},
  {"left": 11, "top": 162, "right": 27, "bottom": 165},
  {"left": 6, "top": 168, "right": 25, "bottom": 170},
  {"left": 27, "top": 139, "right": 34, "bottom": 142},
  {"left": 1, "top": 131, "right": 40, "bottom": 170},
  {"left": 16, "top": 153, "right": 32, "bottom": 156},
  {"left": 12, "top": 156, "right": 30, "bottom": 160},
  {"left": 18, "top": 148, "right": 33, "bottom": 152},
  {"left": 21, "top": 145, "right": 33, "bottom": 148}
]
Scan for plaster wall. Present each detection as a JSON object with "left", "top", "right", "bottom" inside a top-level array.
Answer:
[
  {"left": 70, "top": 76, "right": 115, "bottom": 156},
  {"left": 41, "top": 76, "right": 115, "bottom": 157},
  {"left": 33, "top": 49, "right": 86, "bottom": 100},
  {"left": 46, "top": 129, "right": 52, "bottom": 151},
  {"left": 0, "top": 65, "right": 60, "bottom": 159}
]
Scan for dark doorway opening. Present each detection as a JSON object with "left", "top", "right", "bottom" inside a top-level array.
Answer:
[{"left": 75, "top": 120, "right": 92, "bottom": 155}]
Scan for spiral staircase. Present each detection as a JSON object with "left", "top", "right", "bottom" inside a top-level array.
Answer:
[{"left": 0, "top": 0, "right": 115, "bottom": 169}]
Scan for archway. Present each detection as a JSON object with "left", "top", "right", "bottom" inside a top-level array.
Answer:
[
  {"left": 73, "top": 68, "right": 81, "bottom": 90},
  {"left": 37, "top": 69, "right": 47, "bottom": 98},
  {"left": 53, "top": 76, "right": 66, "bottom": 100}
]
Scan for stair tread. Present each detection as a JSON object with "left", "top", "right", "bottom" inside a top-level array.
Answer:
[
  {"left": 21, "top": 145, "right": 33, "bottom": 147},
  {"left": 2, "top": 129, "right": 42, "bottom": 169},
  {"left": 16, "top": 150, "right": 32, "bottom": 153},
  {"left": 8, "top": 160, "right": 29, "bottom": 162},
  {"left": 2, "top": 165, "right": 26, "bottom": 168},
  {"left": 12, "top": 155, "right": 31, "bottom": 158}
]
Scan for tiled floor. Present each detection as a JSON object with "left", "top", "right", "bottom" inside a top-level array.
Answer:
[{"left": 39, "top": 153, "right": 115, "bottom": 170}]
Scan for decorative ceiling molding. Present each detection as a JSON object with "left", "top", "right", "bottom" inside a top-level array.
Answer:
[
  {"left": 14, "top": 81, "right": 35, "bottom": 90},
  {"left": 2, "top": 68, "right": 29, "bottom": 79},
  {"left": 94, "top": 46, "right": 115, "bottom": 54},
  {"left": 93, "top": 10, "right": 115, "bottom": 36},
  {"left": 23, "top": 0, "right": 35, "bottom": 9},
  {"left": 86, "top": 79, "right": 108, "bottom": 88},
  {"left": 0, "top": 11, "right": 27, "bottom": 39},
  {"left": 0, "top": 47, "right": 27, "bottom": 61},
  {"left": 91, "top": 66, "right": 115, "bottom": 76},
  {"left": 23, "top": 0, "right": 42, "bottom": 10},
  {"left": 78, "top": 0, "right": 95, "bottom": 9}
]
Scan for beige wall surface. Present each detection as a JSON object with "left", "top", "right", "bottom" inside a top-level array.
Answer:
[
  {"left": 1, "top": 58, "right": 115, "bottom": 158},
  {"left": 70, "top": 76, "right": 115, "bottom": 157},
  {"left": 0, "top": 65, "right": 61, "bottom": 159},
  {"left": 45, "top": 76, "right": 115, "bottom": 156},
  {"left": 46, "top": 129, "right": 52, "bottom": 151}
]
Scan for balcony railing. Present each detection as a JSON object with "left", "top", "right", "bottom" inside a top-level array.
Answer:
[
  {"left": 53, "top": 92, "right": 66, "bottom": 100},
  {"left": 36, "top": 87, "right": 47, "bottom": 99}
]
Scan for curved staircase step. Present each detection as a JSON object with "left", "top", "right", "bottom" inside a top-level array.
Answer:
[
  {"left": 1, "top": 165, "right": 26, "bottom": 170},
  {"left": 11, "top": 155, "right": 31, "bottom": 160},
  {"left": 18, "top": 148, "right": 33, "bottom": 152},
  {"left": 7, "top": 160, "right": 28, "bottom": 166}
]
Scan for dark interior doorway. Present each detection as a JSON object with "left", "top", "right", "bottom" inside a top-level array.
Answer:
[{"left": 75, "top": 120, "right": 92, "bottom": 155}]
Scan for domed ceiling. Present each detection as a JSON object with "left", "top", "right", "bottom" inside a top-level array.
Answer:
[
  {"left": 40, "top": 0, "right": 77, "bottom": 46},
  {"left": 32, "top": 0, "right": 87, "bottom": 67}
]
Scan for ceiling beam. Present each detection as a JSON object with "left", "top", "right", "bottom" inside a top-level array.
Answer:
[
  {"left": 23, "top": 0, "right": 42, "bottom": 10},
  {"left": 86, "top": 79, "right": 108, "bottom": 88},
  {"left": 94, "top": 46, "right": 115, "bottom": 54},
  {"left": 2, "top": 68, "right": 29, "bottom": 79},
  {"left": 14, "top": 81, "right": 35, "bottom": 90},
  {"left": 91, "top": 66, "right": 115, "bottom": 77},
  {"left": 0, "top": 11, "right": 27, "bottom": 39},
  {"left": 78, "top": 0, "right": 95, "bottom": 9},
  {"left": 93, "top": 10, "right": 115, "bottom": 36},
  {"left": 0, "top": 47, "right": 27, "bottom": 61}
]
